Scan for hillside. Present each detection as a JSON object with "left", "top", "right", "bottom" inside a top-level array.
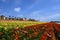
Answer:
[{"left": 0, "top": 22, "right": 60, "bottom": 40}]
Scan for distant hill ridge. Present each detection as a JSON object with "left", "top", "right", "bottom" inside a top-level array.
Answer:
[{"left": 51, "top": 21, "right": 60, "bottom": 23}]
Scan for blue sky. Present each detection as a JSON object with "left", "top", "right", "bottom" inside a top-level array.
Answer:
[{"left": 0, "top": 0, "right": 60, "bottom": 22}]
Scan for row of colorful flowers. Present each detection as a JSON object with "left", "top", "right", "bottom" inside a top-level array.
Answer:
[{"left": 0, "top": 22, "right": 60, "bottom": 40}]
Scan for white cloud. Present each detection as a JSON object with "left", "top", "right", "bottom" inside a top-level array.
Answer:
[
  {"left": 29, "top": 10, "right": 60, "bottom": 22},
  {"left": 14, "top": 7, "right": 21, "bottom": 12},
  {"left": 40, "top": 13, "right": 60, "bottom": 21}
]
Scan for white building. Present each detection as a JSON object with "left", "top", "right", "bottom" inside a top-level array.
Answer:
[{"left": 0, "top": 15, "right": 5, "bottom": 20}]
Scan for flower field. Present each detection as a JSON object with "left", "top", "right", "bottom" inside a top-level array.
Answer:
[{"left": 0, "top": 21, "right": 60, "bottom": 40}]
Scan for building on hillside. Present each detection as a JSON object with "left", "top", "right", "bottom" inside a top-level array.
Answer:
[
  {"left": 0, "top": 15, "right": 37, "bottom": 21},
  {"left": 0, "top": 15, "right": 5, "bottom": 20},
  {"left": 23, "top": 17, "right": 27, "bottom": 21}
]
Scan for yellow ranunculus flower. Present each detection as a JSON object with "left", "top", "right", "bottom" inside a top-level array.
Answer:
[
  {"left": 5, "top": 23, "right": 8, "bottom": 25},
  {"left": 4, "top": 27, "right": 7, "bottom": 30}
]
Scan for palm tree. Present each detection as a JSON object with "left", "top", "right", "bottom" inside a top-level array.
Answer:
[{"left": 9, "top": 16, "right": 11, "bottom": 20}]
